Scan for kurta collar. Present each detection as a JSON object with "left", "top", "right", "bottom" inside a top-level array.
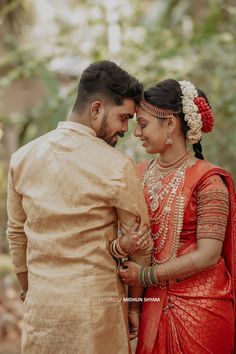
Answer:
[{"left": 57, "top": 121, "right": 97, "bottom": 137}]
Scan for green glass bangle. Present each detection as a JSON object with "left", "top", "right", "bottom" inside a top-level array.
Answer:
[
  {"left": 139, "top": 267, "right": 147, "bottom": 287},
  {"left": 138, "top": 268, "right": 143, "bottom": 285},
  {"left": 147, "top": 267, "right": 154, "bottom": 286},
  {"left": 150, "top": 266, "right": 157, "bottom": 286},
  {"left": 143, "top": 267, "right": 150, "bottom": 287}
]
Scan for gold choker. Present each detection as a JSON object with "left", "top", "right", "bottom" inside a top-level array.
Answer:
[{"left": 157, "top": 151, "right": 190, "bottom": 170}]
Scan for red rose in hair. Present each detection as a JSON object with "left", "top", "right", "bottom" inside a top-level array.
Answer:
[{"left": 194, "top": 96, "right": 214, "bottom": 133}]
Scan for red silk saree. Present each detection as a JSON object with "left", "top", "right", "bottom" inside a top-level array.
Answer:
[{"left": 136, "top": 160, "right": 236, "bottom": 354}]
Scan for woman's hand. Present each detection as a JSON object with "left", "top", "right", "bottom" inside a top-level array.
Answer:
[
  {"left": 119, "top": 261, "right": 141, "bottom": 286},
  {"left": 119, "top": 217, "right": 151, "bottom": 255}
]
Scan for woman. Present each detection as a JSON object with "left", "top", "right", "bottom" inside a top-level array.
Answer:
[{"left": 119, "top": 79, "right": 236, "bottom": 354}]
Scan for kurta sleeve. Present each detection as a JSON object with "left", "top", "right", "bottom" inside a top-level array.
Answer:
[
  {"left": 6, "top": 165, "right": 28, "bottom": 273},
  {"left": 113, "top": 158, "right": 152, "bottom": 266},
  {"left": 196, "top": 174, "right": 229, "bottom": 242}
]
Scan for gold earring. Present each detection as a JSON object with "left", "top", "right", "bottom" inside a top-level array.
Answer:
[{"left": 166, "top": 134, "right": 173, "bottom": 145}]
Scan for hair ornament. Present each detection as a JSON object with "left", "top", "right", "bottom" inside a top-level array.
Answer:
[
  {"left": 140, "top": 98, "right": 178, "bottom": 119},
  {"left": 193, "top": 96, "right": 214, "bottom": 133},
  {"left": 178, "top": 80, "right": 214, "bottom": 144}
]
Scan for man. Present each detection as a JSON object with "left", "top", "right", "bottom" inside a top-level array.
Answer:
[{"left": 6, "top": 60, "right": 152, "bottom": 354}]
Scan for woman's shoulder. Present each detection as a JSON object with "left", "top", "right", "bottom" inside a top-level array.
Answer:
[
  {"left": 190, "top": 159, "right": 230, "bottom": 179},
  {"left": 190, "top": 159, "right": 231, "bottom": 193},
  {"left": 192, "top": 158, "right": 219, "bottom": 171},
  {"left": 197, "top": 173, "right": 229, "bottom": 194}
]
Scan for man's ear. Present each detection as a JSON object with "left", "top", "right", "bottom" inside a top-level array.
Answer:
[{"left": 90, "top": 101, "right": 103, "bottom": 120}]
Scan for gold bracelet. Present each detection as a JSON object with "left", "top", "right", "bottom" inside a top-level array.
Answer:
[
  {"left": 116, "top": 238, "right": 128, "bottom": 257},
  {"left": 110, "top": 240, "right": 128, "bottom": 259},
  {"left": 110, "top": 240, "right": 122, "bottom": 258}
]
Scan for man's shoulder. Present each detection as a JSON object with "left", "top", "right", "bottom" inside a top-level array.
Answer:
[
  {"left": 110, "top": 147, "right": 134, "bottom": 166},
  {"left": 10, "top": 130, "right": 55, "bottom": 167},
  {"left": 95, "top": 139, "right": 134, "bottom": 168}
]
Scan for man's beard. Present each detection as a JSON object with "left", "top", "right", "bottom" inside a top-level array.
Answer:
[{"left": 98, "top": 114, "right": 124, "bottom": 147}]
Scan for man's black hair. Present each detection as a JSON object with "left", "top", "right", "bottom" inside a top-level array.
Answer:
[{"left": 72, "top": 60, "right": 143, "bottom": 113}]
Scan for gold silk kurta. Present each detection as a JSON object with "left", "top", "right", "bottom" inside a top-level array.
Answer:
[{"left": 6, "top": 122, "right": 150, "bottom": 354}]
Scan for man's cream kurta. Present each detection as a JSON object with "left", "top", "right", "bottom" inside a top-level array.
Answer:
[{"left": 6, "top": 122, "right": 151, "bottom": 354}]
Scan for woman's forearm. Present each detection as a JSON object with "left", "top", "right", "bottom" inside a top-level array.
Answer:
[
  {"left": 156, "top": 239, "right": 222, "bottom": 282},
  {"left": 139, "top": 239, "right": 223, "bottom": 287}
]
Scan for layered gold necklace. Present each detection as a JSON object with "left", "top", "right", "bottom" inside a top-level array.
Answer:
[
  {"left": 142, "top": 150, "right": 190, "bottom": 212},
  {"left": 142, "top": 150, "right": 191, "bottom": 264}
]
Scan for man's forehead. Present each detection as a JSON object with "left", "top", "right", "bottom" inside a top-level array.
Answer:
[
  {"left": 118, "top": 98, "right": 136, "bottom": 113},
  {"left": 122, "top": 98, "right": 136, "bottom": 107},
  {"left": 116, "top": 109, "right": 135, "bottom": 119}
]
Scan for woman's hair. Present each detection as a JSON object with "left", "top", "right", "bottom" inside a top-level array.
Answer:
[{"left": 143, "top": 79, "right": 211, "bottom": 160}]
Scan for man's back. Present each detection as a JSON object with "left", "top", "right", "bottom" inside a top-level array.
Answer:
[
  {"left": 12, "top": 123, "right": 125, "bottom": 265},
  {"left": 7, "top": 121, "right": 148, "bottom": 353}
]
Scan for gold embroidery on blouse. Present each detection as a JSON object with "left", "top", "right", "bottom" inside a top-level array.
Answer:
[{"left": 197, "top": 189, "right": 229, "bottom": 241}]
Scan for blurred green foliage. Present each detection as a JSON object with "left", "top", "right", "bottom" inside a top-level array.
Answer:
[
  {"left": 0, "top": 254, "right": 15, "bottom": 279},
  {"left": 0, "top": 0, "right": 236, "bottom": 252}
]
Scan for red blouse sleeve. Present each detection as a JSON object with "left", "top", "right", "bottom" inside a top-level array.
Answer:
[{"left": 196, "top": 174, "right": 229, "bottom": 241}]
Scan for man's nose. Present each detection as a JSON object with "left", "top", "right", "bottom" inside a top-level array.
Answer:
[{"left": 122, "top": 120, "right": 129, "bottom": 132}]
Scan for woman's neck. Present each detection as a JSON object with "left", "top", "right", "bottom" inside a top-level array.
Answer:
[{"left": 159, "top": 143, "right": 188, "bottom": 165}]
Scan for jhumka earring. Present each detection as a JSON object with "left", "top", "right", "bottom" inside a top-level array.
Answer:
[{"left": 166, "top": 134, "right": 173, "bottom": 145}]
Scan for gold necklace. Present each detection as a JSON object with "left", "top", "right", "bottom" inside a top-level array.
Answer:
[
  {"left": 142, "top": 151, "right": 190, "bottom": 212},
  {"left": 142, "top": 152, "right": 190, "bottom": 264},
  {"left": 157, "top": 150, "right": 190, "bottom": 169}
]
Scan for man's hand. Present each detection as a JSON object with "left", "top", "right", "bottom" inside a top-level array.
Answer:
[
  {"left": 20, "top": 290, "right": 27, "bottom": 302},
  {"left": 17, "top": 271, "right": 28, "bottom": 301},
  {"left": 119, "top": 217, "right": 151, "bottom": 255},
  {"left": 119, "top": 261, "right": 141, "bottom": 286},
  {"left": 129, "top": 309, "right": 140, "bottom": 340}
]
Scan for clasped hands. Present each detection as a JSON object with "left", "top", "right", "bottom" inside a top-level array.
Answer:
[
  {"left": 119, "top": 216, "right": 152, "bottom": 255},
  {"left": 117, "top": 217, "right": 152, "bottom": 285},
  {"left": 119, "top": 260, "right": 141, "bottom": 286}
]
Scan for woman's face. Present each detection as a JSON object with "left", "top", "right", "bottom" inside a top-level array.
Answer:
[{"left": 134, "top": 107, "right": 169, "bottom": 154}]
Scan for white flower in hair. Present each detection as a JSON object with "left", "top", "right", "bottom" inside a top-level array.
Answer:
[
  {"left": 178, "top": 80, "right": 202, "bottom": 144},
  {"left": 190, "top": 120, "right": 202, "bottom": 130}
]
